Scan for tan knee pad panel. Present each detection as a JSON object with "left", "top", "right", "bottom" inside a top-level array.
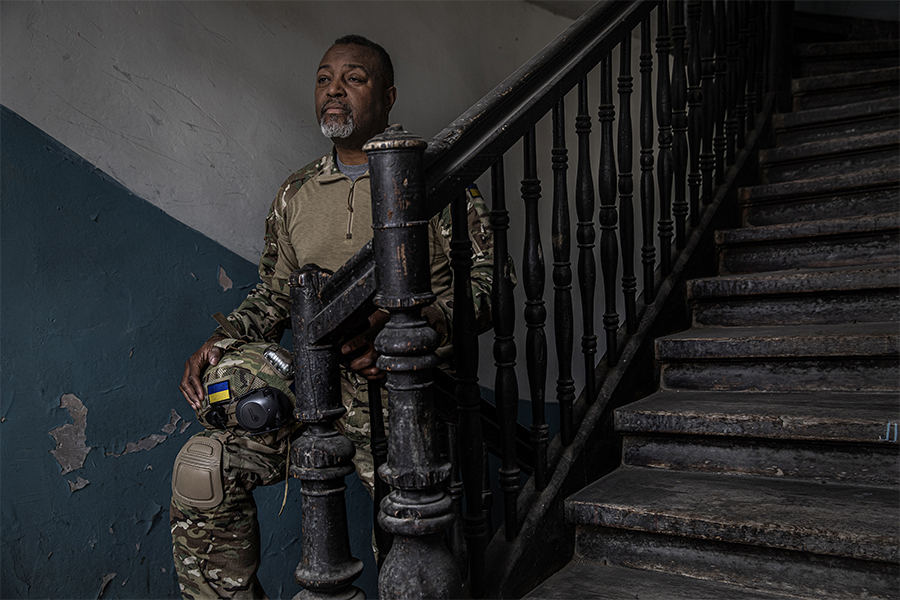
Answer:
[{"left": 172, "top": 436, "right": 224, "bottom": 510}]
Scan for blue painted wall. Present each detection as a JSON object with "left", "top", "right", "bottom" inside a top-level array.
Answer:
[{"left": 0, "top": 106, "right": 377, "bottom": 599}]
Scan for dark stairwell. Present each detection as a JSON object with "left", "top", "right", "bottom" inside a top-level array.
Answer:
[{"left": 527, "top": 14, "right": 899, "bottom": 600}]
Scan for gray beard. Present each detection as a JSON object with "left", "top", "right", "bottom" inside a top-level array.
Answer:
[{"left": 320, "top": 114, "right": 355, "bottom": 139}]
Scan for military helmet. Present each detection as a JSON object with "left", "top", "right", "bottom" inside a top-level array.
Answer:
[{"left": 197, "top": 342, "right": 298, "bottom": 444}]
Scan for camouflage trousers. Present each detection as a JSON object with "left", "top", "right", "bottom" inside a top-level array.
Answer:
[{"left": 170, "top": 370, "right": 388, "bottom": 599}]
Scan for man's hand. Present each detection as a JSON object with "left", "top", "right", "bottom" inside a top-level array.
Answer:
[
  {"left": 180, "top": 336, "right": 226, "bottom": 410},
  {"left": 341, "top": 311, "right": 390, "bottom": 380}
]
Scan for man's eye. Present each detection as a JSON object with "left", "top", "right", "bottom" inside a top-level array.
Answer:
[{"left": 318, "top": 76, "right": 330, "bottom": 84}]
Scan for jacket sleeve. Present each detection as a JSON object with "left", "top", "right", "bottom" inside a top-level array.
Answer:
[
  {"left": 211, "top": 198, "right": 292, "bottom": 346},
  {"left": 210, "top": 166, "right": 317, "bottom": 346},
  {"left": 423, "top": 185, "right": 499, "bottom": 348}
]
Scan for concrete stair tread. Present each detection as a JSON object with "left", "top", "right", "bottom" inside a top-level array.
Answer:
[
  {"left": 716, "top": 211, "right": 899, "bottom": 245},
  {"left": 616, "top": 390, "right": 900, "bottom": 444},
  {"left": 760, "top": 128, "right": 899, "bottom": 165},
  {"left": 524, "top": 560, "right": 800, "bottom": 600},
  {"left": 656, "top": 321, "right": 899, "bottom": 360},
  {"left": 739, "top": 166, "right": 899, "bottom": 205},
  {"left": 688, "top": 264, "right": 900, "bottom": 300},
  {"left": 566, "top": 467, "right": 899, "bottom": 563},
  {"left": 774, "top": 97, "right": 899, "bottom": 132},
  {"left": 792, "top": 66, "right": 899, "bottom": 94}
]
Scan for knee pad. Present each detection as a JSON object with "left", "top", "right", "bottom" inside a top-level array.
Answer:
[{"left": 172, "top": 436, "right": 224, "bottom": 510}]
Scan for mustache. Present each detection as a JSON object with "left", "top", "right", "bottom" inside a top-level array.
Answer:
[{"left": 321, "top": 99, "right": 351, "bottom": 117}]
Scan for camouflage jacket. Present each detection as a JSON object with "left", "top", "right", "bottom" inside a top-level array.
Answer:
[{"left": 212, "top": 150, "right": 496, "bottom": 350}]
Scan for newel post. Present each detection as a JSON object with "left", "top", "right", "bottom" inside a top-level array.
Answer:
[
  {"left": 364, "top": 125, "right": 463, "bottom": 599},
  {"left": 290, "top": 266, "right": 364, "bottom": 600}
]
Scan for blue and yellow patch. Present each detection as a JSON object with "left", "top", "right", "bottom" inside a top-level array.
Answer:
[{"left": 207, "top": 380, "right": 231, "bottom": 404}]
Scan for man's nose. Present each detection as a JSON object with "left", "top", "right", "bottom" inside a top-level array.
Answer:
[{"left": 326, "top": 78, "right": 345, "bottom": 97}]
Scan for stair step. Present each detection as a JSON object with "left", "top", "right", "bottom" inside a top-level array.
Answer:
[
  {"left": 688, "top": 265, "right": 900, "bottom": 326},
  {"left": 794, "top": 40, "right": 900, "bottom": 77},
  {"left": 739, "top": 167, "right": 899, "bottom": 226},
  {"left": 618, "top": 390, "right": 900, "bottom": 444},
  {"left": 617, "top": 390, "right": 900, "bottom": 486},
  {"left": 774, "top": 97, "right": 900, "bottom": 145},
  {"left": 657, "top": 322, "right": 900, "bottom": 393},
  {"left": 567, "top": 467, "right": 899, "bottom": 563},
  {"left": 716, "top": 211, "right": 900, "bottom": 274},
  {"left": 524, "top": 560, "right": 798, "bottom": 600},
  {"left": 657, "top": 322, "right": 898, "bottom": 361},
  {"left": 792, "top": 67, "right": 899, "bottom": 111},
  {"left": 573, "top": 525, "right": 899, "bottom": 600},
  {"left": 760, "top": 129, "right": 900, "bottom": 184}
]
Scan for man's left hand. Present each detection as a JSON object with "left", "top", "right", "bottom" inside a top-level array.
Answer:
[{"left": 341, "top": 310, "right": 390, "bottom": 380}]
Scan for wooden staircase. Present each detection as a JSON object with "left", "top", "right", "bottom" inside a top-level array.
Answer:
[{"left": 525, "top": 25, "right": 899, "bottom": 600}]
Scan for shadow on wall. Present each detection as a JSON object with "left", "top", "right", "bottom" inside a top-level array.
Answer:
[{"left": 0, "top": 106, "right": 378, "bottom": 599}]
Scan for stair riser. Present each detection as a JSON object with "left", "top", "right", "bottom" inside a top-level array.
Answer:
[
  {"left": 692, "top": 292, "right": 900, "bottom": 327},
  {"left": 575, "top": 527, "right": 899, "bottom": 600},
  {"left": 794, "top": 84, "right": 899, "bottom": 111},
  {"left": 661, "top": 359, "right": 900, "bottom": 393},
  {"left": 742, "top": 188, "right": 900, "bottom": 226},
  {"left": 761, "top": 148, "right": 899, "bottom": 184},
  {"left": 776, "top": 113, "right": 899, "bottom": 145},
  {"left": 719, "top": 232, "right": 900, "bottom": 274},
  {"left": 622, "top": 435, "right": 900, "bottom": 486}
]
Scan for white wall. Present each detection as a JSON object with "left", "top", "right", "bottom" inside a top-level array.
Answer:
[{"left": 1, "top": 1, "right": 573, "bottom": 262}]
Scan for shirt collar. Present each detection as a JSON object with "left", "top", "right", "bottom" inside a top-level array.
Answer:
[{"left": 317, "top": 147, "right": 368, "bottom": 184}]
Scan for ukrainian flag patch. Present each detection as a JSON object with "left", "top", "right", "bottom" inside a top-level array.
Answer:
[{"left": 207, "top": 380, "right": 231, "bottom": 404}]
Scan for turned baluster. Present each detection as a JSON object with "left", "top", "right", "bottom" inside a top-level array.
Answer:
[
  {"left": 671, "top": 0, "right": 690, "bottom": 248},
  {"left": 617, "top": 33, "right": 637, "bottom": 333},
  {"left": 575, "top": 79, "right": 599, "bottom": 400},
  {"left": 699, "top": 0, "right": 716, "bottom": 204},
  {"left": 656, "top": 1, "right": 674, "bottom": 275},
  {"left": 450, "top": 193, "right": 487, "bottom": 595},
  {"left": 490, "top": 158, "right": 521, "bottom": 537},
  {"left": 521, "top": 126, "right": 549, "bottom": 490},
  {"left": 639, "top": 17, "right": 657, "bottom": 304},
  {"left": 598, "top": 53, "right": 620, "bottom": 366},
  {"left": 551, "top": 98, "right": 576, "bottom": 446},
  {"left": 686, "top": 0, "right": 702, "bottom": 226}
]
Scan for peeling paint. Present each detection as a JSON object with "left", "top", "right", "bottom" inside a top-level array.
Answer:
[
  {"left": 105, "top": 433, "right": 167, "bottom": 457},
  {"left": 218, "top": 266, "right": 233, "bottom": 291},
  {"left": 97, "top": 572, "right": 116, "bottom": 599},
  {"left": 161, "top": 408, "right": 182, "bottom": 434},
  {"left": 67, "top": 476, "right": 90, "bottom": 493},
  {"left": 49, "top": 393, "right": 92, "bottom": 475},
  {"left": 107, "top": 409, "right": 190, "bottom": 456}
]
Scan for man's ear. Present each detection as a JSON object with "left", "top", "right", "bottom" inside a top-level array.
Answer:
[{"left": 384, "top": 86, "right": 397, "bottom": 116}]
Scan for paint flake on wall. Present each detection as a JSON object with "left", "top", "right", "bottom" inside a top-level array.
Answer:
[
  {"left": 161, "top": 408, "right": 182, "bottom": 434},
  {"left": 105, "top": 434, "right": 167, "bottom": 458},
  {"left": 48, "top": 393, "right": 92, "bottom": 474},
  {"left": 98, "top": 572, "right": 116, "bottom": 599},
  {"left": 105, "top": 408, "right": 191, "bottom": 457},
  {"left": 67, "top": 476, "right": 90, "bottom": 493},
  {"left": 218, "top": 266, "right": 233, "bottom": 291}
]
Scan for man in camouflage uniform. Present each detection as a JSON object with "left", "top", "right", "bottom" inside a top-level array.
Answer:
[{"left": 173, "top": 34, "right": 495, "bottom": 599}]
